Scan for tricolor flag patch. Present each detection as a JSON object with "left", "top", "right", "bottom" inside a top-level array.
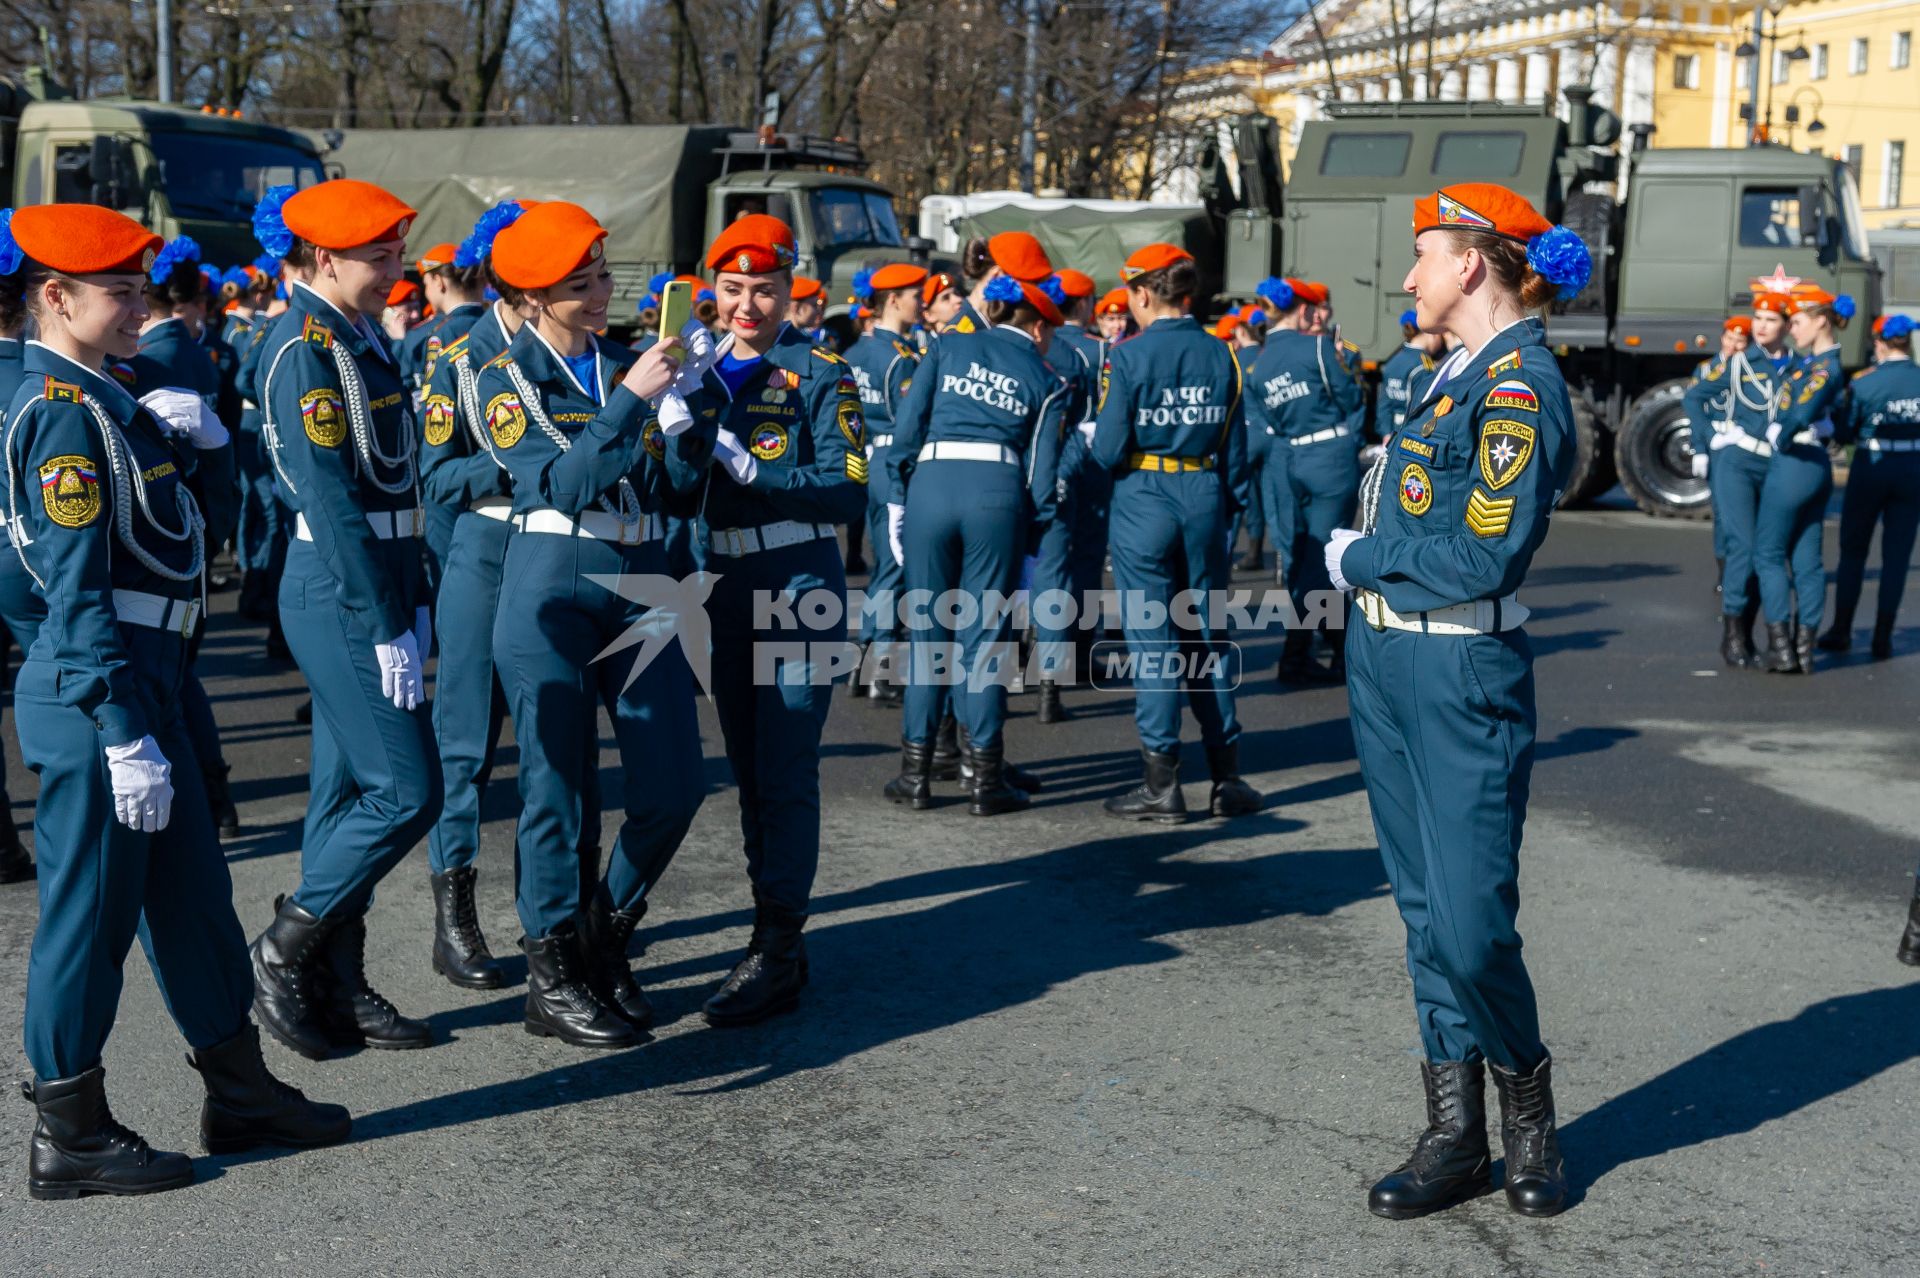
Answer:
[
  {"left": 1484, "top": 379, "right": 1539, "bottom": 412},
  {"left": 1437, "top": 193, "right": 1495, "bottom": 229}
]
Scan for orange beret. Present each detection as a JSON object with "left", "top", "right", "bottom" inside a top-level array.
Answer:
[
  {"left": 1121, "top": 243, "right": 1193, "bottom": 280},
  {"left": 1752, "top": 293, "right": 1792, "bottom": 315},
  {"left": 790, "top": 276, "right": 823, "bottom": 302},
  {"left": 1211, "top": 314, "right": 1240, "bottom": 341},
  {"left": 1285, "top": 278, "right": 1329, "bottom": 306},
  {"left": 1237, "top": 303, "right": 1265, "bottom": 324},
  {"left": 385, "top": 279, "right": 420, "bottom": 307},
  {"left": 416, "top": 242, "right": 459, "bottom": 273},
  {"left": 1057, "top": 269, "right": 1096, "bottom": 299},
  {"left": 855, "top": 306, "right": 872, "bottom": 320},
  {"left": 1095, "top": 287, "right": 1130, "bottom": 316},
  {"left": 8, "top": 205, "right": 160, "bottom": 276},
  {"left": 491, "top": 201, "right": 608, "bottom": 291},
  {"left": 1014, "top": 280, "right": 1065, "bottom": 327},
  {"left": 1412, "top": 183, "right": 1552, "bottom": 243},
  {"left": 869, "top": 263, "right": 928, "bottom": 292},
  {"left": 1787, "top": 282, "right": 1835, "bottom": 313},
  {"left": 922, "top": 270, "right": 959, "bottom": 305},
  {"left": 988, "top": 231, "right": 1052, "bottom": 282},
  {"left": 708, "top": 214, "right": 797, "bottom": 275},
  {"left": 282, "top": 179, "right": 415, "bottom": 250},
  {"left": 1723, "top": 315, "right": 1753, "bottom": 335}
]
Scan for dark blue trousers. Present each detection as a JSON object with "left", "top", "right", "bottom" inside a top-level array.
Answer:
[
  {"left": 1029, "top": 512, "right": 1076, "bottom": 680},
  {"left": 1345, "top": 614, "right": 1546, "bottom": 1071},
  {"left": 1833, "top": 450, "right": 1920, "bottom": 624},
  {"left": 1259, "top": 434, "right": 1295, "bottom": 578},
  {"left": 1284, "top": 438, "right": 1359, "bottom": 621},
  {"left": 0, "top": 554, "right": 45, "bottom": 844},
  {"left": 1066, "top": 466, "right": 1111, "bottom": 604},
  {"left": 16, "top": 642, "right": 252, "bottom": 1080},
  {"left": 1756, "top": 442, "right": 1832, "bottom": 629},
  {"left": 427, "top": 513, "right": 513, "bottom": 874},
  {"left": 856, "top": 443, "right": 904, "bottom": 662},
  {"left": 1713, "top": 446, "right": 1770, "bottom": 615},
  {"left": 1232, "top": 443, "right": 1266, "bottom": 549},
  {"left": 235, "top": 419, "right": 285, "bottom": 576}
]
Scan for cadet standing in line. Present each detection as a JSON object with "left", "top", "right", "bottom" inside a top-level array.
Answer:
[
  {"left": 881, "top": 263, "right": 1070, "bottom": 814},
  {"left": 843, "top": 262, "right": 927, "bottom": 706},
  {"left": 1247, "top": 276, "right": 1365, "bottom": 685},
  {"left": 674, "top": 214, "right": 868, "bottom": 1026},
  {"left": 1091, "top": 244, "right": 1260, "bottom": 824},
  {"left": 1823, "top": 315, "right": 1920, "bottom": 661},
  {"left": 1227, "top": 304, "right": 1270, "bottom": 572},
  {"left": 477, "top": 201, "right": 707, "bottom": 1047},
  {"left": 234, "top": 254, "right": 290, "bottom": 643},
  {"left": 1031, "top": 267, "right": 1102, "bottom": 721},
  {"left": 1688, "top": 317, "right": 1752, "bottom": 610},
  {"left": 247, "top": 179, "right": 443, "bottom": 1062},
  {"left": 1094, "top": 287, "right": 1132, "bottom": 342},
  {"left": 0, "top": 270, "right": 35, "bottom": 882},
  {"left": 1, "top": 204, "right": 350, "bottom": 1200},
  {"left": 922, "top": 270, "right": 966, "bottom": 336},
  {"left": 406, "top": 243, "right": 489, "bottom": 579},
  {"left": 1329, "top": 183, "right": 1590, "bottom": 1221},
  {"left": 396, "top": 243, "right": 456, "bottom": 395},
  {"left": 789, "top": 276, "right": 827, "bottom": 345},
  {"left": 1375, "top": 309, "right": 1445, "bottom": 443}
]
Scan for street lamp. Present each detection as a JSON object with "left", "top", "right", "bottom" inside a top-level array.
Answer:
[{"left": 1784, "top": 87, "right": 1827, "bottom": 148}]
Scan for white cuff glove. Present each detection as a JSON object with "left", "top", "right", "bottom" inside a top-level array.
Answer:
[
  {"left": 1765, "top": 423, "right": 1783, "bottom": 449},
  {"left": 1689, "top": 453, "right": 1710, "bottom": 479},
  {"left": 375, "top": 630, "right": 423, "bottom": 710},
  {"left": 105, "top": 734, "right": 173, "bottom": 833},
  {"left": 1326, "top": 528, "right": 1362, "bottom": 592},
  {"left": 713, "top": 428, "right": 758, "bottom": 486},
  {"left": 670, "top": 321, "right": 718, "bottom": 393},
  {"left": 887, "top": 502, "right": 906, "bottom": 566},
  {"left": 412, "top": 605, "right": 432, "bottom": 659},
  {"left": 1076, "top": 421, "right": 1096, "bottom": 444},
  {"left": 656, "top": 390, "right": 694, "bottom": 437},
  {"left": 140, "top": 388, "right": 230, "bottom": 449},
  {"left": 1358, "top": 443, "right": 1385, "bottom": 467}
]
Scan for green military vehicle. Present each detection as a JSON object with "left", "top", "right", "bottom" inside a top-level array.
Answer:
[
  {"left": 0, "top": 68, "right": 327, "bottom": 266},
  {"left": 1224, "top": 90, "right": 1880, "bottom": 516},
  {"left": 328, "top": 125, "right": 927, "bottom": 338}
]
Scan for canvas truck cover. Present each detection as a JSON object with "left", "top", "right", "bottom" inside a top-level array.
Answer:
[{"left": 954, "top": 203, "right": 1221, "bottom": 299}]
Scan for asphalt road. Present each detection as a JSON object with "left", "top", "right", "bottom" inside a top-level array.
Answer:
[{"left": 0, "top": 495, "right": 1916, "bottom": 1277}]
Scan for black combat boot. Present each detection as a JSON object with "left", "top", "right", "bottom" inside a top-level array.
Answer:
[
  {"left": 1104, "top": 749, "right": 1187, "bottom": 824},
  {"left": 188, "top": 1023, "right": 352, "bottom": 1154},
  {"left": 1739, "top": 594, "right": 1761, "bottom": 658},
  {"left": 1488, "top": 1056, "right": 1569, "bottom": 1217},
  {"left": 930, "top": 712, "right": 961, "bottom": 781},
  {"left": 1036, "top": 679, "right": 1070, "bottom": 723},
  {"left": 202, "top": 762, "right": 239, "bottom": 839},
  {"left": 430, "top": 866, "right": 505, "bottom": 990},
  {"left": 959, "top": 745, "right": 1043, "bottom": 794},
  {"left": 1720, "top": 614, "right": 1757, "bottom": 668},
  {"left": 250, "top": 896, "right": 337, "bottom": 1061},
  {"left": 1236, "top": 533, "right": 1265, "bottom": 572},
  {"left": 967, "top": 742, "right": 1030, "bottom": 816},
  {"left": 1275, "top": 630, "right": 1336, "bottom": 686},
  {"left": 1897, "top": 879, "right": 1920, "bottom": 966},
  {"left": 1761, "top": 621, "right": 1799, "bottom": 673},
  {"left": 317, "top": 912, "right": 432, "bottom": 1051},
  {"left": 1816, "top": 612, "right": 1854, "bottom": 652},
  {"left": 882, "top": 738, "right": 934, "bottom": 809},
  {"left": 0, "top": 813, "right": 32, "bottom": 884},
  {"left": 580, "top": 887, "right": 654, "bottom": 1029},
  {"left": 1793, "top": 620, "right": 1815, "bottom": 674},
  {"left": 1205, "top": 744, "right": 1261, "bottom": 817},
  {"left": 704, "top": 896, "right": 809, "bottom": 1028},
  {"left": 867, "top": 673, "right": 902, "bottom": 706},
  {"left": 1872, "top": 613, "right": 1896, "bottom": 661},
  {"left": 1367, "top": 1060, "right": 1493, "bottom": 1219},
  {"left": 522, "top": 923, "right": 637, "bottom": 1048},
  {"left": 23, "top": 1068, "right": 194, "bottom": 1200}
]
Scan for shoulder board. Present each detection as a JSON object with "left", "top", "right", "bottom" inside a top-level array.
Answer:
[
  {"left": 484, "top": 351, "right": 513, "bottom": 371},
  {"left": 891, "top": 340, "right": 916, "bottom": 360},
  {"left": 301, "top": 316, "right": 334, "bottom": 348},
  {"left": 1420, "top": 354, "right": 1436, "bottom": 371},
  {"left": 1485, "top": 349, "right": 1523, "bottom": 378},
  {"left": 42, "top": 376, "right": 82, "bottom": 403},
  {"left": 1851, "top": 365, "right": 1877, "bottom": 381},
  {"left": 441, "top": 334, "right": 470, "bottom": 363},
  {"left": 810, "top": 347, "right": 847, "bottom": 366},
  {"left": 1340, "top": 339, "right": 1359, "bottom": 356}
]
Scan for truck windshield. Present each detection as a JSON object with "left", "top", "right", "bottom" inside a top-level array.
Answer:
[
  {"left": 147, "top": 132, "right": 324, "bottom": 223},
  {"left": 809, "top": 188, "right": 903, "bottom": 249}
]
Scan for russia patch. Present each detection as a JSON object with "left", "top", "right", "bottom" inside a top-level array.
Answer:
[{"left": 1484, "top": 379, "right": 1538, "bottom": 412}]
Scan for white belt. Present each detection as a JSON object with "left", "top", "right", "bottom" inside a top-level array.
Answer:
[
  {"left": 1289, "top": 424, "right": 1353, "bottom": 447},
  {"left": 1355, "top": 588, "right": 1527, "bottom": 635},
  {"left": 468, "top": 496, "right": 515, "bottom": 521},
  {"left": 1717, "top": 431, "right": 1772, "bottom": 458},
  {"left": 918, "top": 441, "right": 1017, "bottom": 465},
  {"left": 512, "top": 508, "right": 663, "bottom": 545},
  {"left": 707, "top": 520, "right": 835, "bottom": 558},
  {"left": 112, "top": 589, "right": 201, "bottom": 637},
  {"left": 293, "top": 508, "right": 425, "bottom": 541},
  {"left": 1864, "top": 437, "right": 1920, "bottom": 453}
]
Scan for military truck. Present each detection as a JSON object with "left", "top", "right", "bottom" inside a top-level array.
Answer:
[
  {"left": 1224, "top": 91, "right": 1880, "bottom": 516},
  {"left": 328, "top": 125, "right": 928, "bottom": 337},
  {"left": 933, "top": 195, "right": 1225, "bottom": 304},
  {"left": 0, "top": 68, "right": 327, "bottom": 265}
]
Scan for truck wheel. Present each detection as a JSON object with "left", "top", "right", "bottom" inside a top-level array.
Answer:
[
  {"left": 1557, "top": 390, "right": 1616, "bottom": 508},
  {"left": 1614, "top": 379, "right": 1710, "bottom": 519}
]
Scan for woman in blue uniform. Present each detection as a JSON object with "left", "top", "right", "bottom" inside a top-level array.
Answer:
[
  {"left": 1825, "top": 315, "right": 1920, "bottom": 661},
  {"left": 2, "top": 204, "right": 348, "bottom": 1198},
  {"left": 0, "top": 272, "right": 36, "bottom": 882},
  {"left": 1091, "top": 243, "right": 1259, "bottom": 823},
  {"left": 1376, "top": 310, "right": 1444, "bottom": 442},
  {"left": 1330, "top": 183, "right": 1589, "bottom": 1220},
  {"left": 247, "top": 179, "right": 443, "bottom": 1061},
  {"left": 1754, "top": 284, "right": 1850, "bottom": 673},
  {"left": 475, "top": 201, "right": 703, "bottom": 1047},
  {"left": 674, "top": 214, "right": 868, "bottom": 1026},
  {"left": 1032, "top": 268, "right": 1102, "bottom": 720},
  {"left": 234, "top": 254, "right": 289, "bottom": 638},
  {"left": 882, "top": 263, "right": 1070, "bottom": 815}
]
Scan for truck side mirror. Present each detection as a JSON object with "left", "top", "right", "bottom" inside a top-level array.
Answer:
[
  {"left": 87, "top": 137, "right": 134, "bottom": 210},
  {"left": 1797, "top": 183, "right": 1830, "bottom": 251}
]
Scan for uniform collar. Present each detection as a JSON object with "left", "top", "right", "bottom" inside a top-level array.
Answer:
[
  {"left": 760, "top": 322, "right": 822, "bottom": 378},
  {"left": 990, "top": 323, "right": 1037, "bottom": 347},
  {"left": 143, "top": 316, "right": 189, "bottom": 344},
  {"left": 24, "top": 340, "right": 140, "bottom": 421},
  {"left": 509, "top": 323, "right": 623, "bottom": 401},
  {"left": 291, "top": 281, "right": 388, "bottom": 362},
  {"left": 1454, "top": 317, "right": 1539, "bottom": 378},
  {"left": 1147, "top": 315, "right": 1201, "bottom": 334}
]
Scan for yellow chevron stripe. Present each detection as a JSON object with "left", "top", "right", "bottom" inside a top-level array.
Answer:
[{"left": 1465, "top": 488, "right": 1515, "bottom": 537}]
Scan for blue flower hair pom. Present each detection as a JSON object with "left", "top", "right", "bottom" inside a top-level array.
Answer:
[
  {"left": 1525, "top": 226, "right": 1592, "bottom": 302},
  {"left": 983, "top": 274, "right": 1023, "bottom": 304},
  {"left": 1882, "top": 315, "right": 1915, "bottom": 340},
  {"left": 1248, "top": 308, "right": 1268, "bottom": 326},
  {"left": 251, "top": 253, "right": 281, "bottom": 279},
  {"left": 1833, "top": 293, "right": 1857, "bottom": 320},
  {"left": 150, "top": 236, "right": 202, "bottom": 286},
  {"left": 223, "top": 266, "right": 251, "bottom": 292},
  {"left": 456, "top": 200, "right": 526, "bottom": 269},
  {"left": 645, "top": 270, "right": 674, "bottom": 304},
  {"left": 1256, "top": 276, "right": 1294, "bottom": 310},
  {"left": 851, "top": 267, "right": 876, "bottom": 304},
  {"left": 1038, "top": 274, "right": 1068, "bottom": 309},
  {"left": 696, "top": 287, "right": 715, "bottom": 303},
  {"left": 0, "top": 209, "right": 22, "bottom": 277},
  {"left": 1399, "top": 308, "right": 1419, "bottom": 328},
  {"left": 252, "top": 186, "right": 295, "bottom": 257}
]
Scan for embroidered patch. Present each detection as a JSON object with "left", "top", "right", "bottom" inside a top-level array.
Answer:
[
  {"left": 749, "top": 423, "right": 789, "bottom": 460},
  {"left": 486, "top": 393, "right": 527, "bottom": 450},
  {"left": 1798, "top": 370, "right": 1830, "bottom": 405},
  {"left": 1485, "top": 349, "right": 1522, "bottom": 378},
  {"left": 107, "top": 363, "right": 138, "bottom": 387},
  {"left": 38, "top": 455, "right": 101, "bottom": 528},
  {"left": 424, "top": 336, "right": 443, "bottom": 382},
  {"left": 643, "top": 422, "right": 666, "bottom": 461},
  {"left": 1484, "top": 379, "right": 1539, "bottom": 413},
  {"left": 809, "top": 347, "right": 847, "bottom": 367},
  {"left": 1465, "top": 488, "right": 1516, "bottom": 537},
  {"left": 954, "top": 315, "right": 976, "bottom": 334},
  {"left": 1098, "top": 360, "right": 1111, "bottom": 413},
  {"left": 300, "top": 389, "right": 346, "bottom": 448},
  {"left": 1478, "top": 420, "right": 1536, "bottom": 490},
  {"left": 1397, "top": 436, "right": 1436, "bottom": 461},
  {"left": 846, "top": 451, "right": 869, "bottom": 483},
  {"left": 301, "top": 316, "right": 333, "bottom": 348},
  {"left": 1437, "top": 192, "right": 1495, "bottom": 229},
  {"left": 837, "top": 398, "right": 864, "bottom": 449},
  {"left": 1399, "top": 462, "right": 1432, "bottom": 516},
  {"left": 422, "top": 395, "right": 456, "bottom": 447},
  {"left": 835, "top": 373, "right": 858, "bottom": 397},
  {"left": 42, "top": 377, "right": 82, "bottom": 404}
]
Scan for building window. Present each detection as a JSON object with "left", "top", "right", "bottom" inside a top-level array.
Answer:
[
  {"left": 1812, "top": 43, "right": 1828, "bottom": 79},
  {"left": 1887, "top": 141, "right": 1907, "bottom": 208},
  {"left": 1843, "top": 144, "right": 1864, "bottom": 185},
  {"left": 1895, "top": 31, "right": 1912, "bottom": 70},
  {"left": 1851, "top": 37, "right": 1869, "bottom": 74},
  {"left": 1673, "top": 53, "right": 1700, "bottom": 89},
  {"left": 1772, "top": 48, "right": 1790, "bottom": 83},
  {"left": 1735, "top": 58, "right": 1751, "bottom": 89}
]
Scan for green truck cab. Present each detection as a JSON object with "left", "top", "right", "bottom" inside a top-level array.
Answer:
[{"left": 0, "top": 69, "right": 326, "bottom": 266}]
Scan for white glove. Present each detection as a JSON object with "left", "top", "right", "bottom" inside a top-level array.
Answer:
[
  {"left": 1689, "top": 453, "right": 1710, "bottom": 479},
  {"left": 104, "top": 735, "right": 173, "bottom": 833},
  {"left": 412, "top": 605, "right": 431, "bottom": 659},
  {"left": 670, "top": 320, "right": 718, "bottom": 392},
  {"left": 656, "top": 390, "right": 694, "bottom": 437},
  {"left": 713, "top": 428, "right": 758, "bottom": 485},
  {"left": 887, "top": 502, "right": 906, "bottom": 566},
  {"left": 139, "top": 388, "right": 230, "bottom": 448},
  {"left": 1358, "top": 443, "right": 1385, "bottom": 467},
  {"left": 375, "top": 630, "right": 423, "bottom": 710},
  {"left": 1076, "top": 421, "right": 1096, "bottom": 444},
  {"left": 1326, "top": 528, "right": 1362, "bottom": 592},
  {"left": 1765, "top": 423, "right": 1782, "bottom": 449}
]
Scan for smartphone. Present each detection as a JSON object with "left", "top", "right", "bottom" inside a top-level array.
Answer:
[{"left": 657, "top": 279, "right": 695, "bottom": 350}]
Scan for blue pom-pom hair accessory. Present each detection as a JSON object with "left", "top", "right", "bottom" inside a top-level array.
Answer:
[
  {"left": 1833, "top": 293, "right": 1857, "bottom": 320},
  {"left": 1524, "top": 225, "right": 1592, "bottom": 302},
  {"left": 1399, "top": 308, "right": 1419, "bottom": 328},
  {"left": 850, "top": 267, "right": 875, "bottom": 305},
  {"left": 149, "top": 235, "right": 202, "bottom": 286},
  {"left": 252, "top": 185, "right": 295, "bottom": 257},
  {"left": 1881, "top": 314, "right": 1914, "bottom": 340},
  {"left": 1247, "top": 308, "right": 1268, "bottom": 327},
  {"left": 1256, "top": 277, "right": 1294, "bottom": 311},
  {"left": 252, "top": 253, "right": 282, "bottom": 279},
  {"left": 982, "top": 274, "right": 1024, "bottom": 305},
  {"left": 455, "top": 200, "right": 527, "bottom": 269},
  {"left": 0, "top": 209, "right": 22, "bottom": 277},
  {"left": 1037, "top": 274, "right": 1068, "bottom": 309}
]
